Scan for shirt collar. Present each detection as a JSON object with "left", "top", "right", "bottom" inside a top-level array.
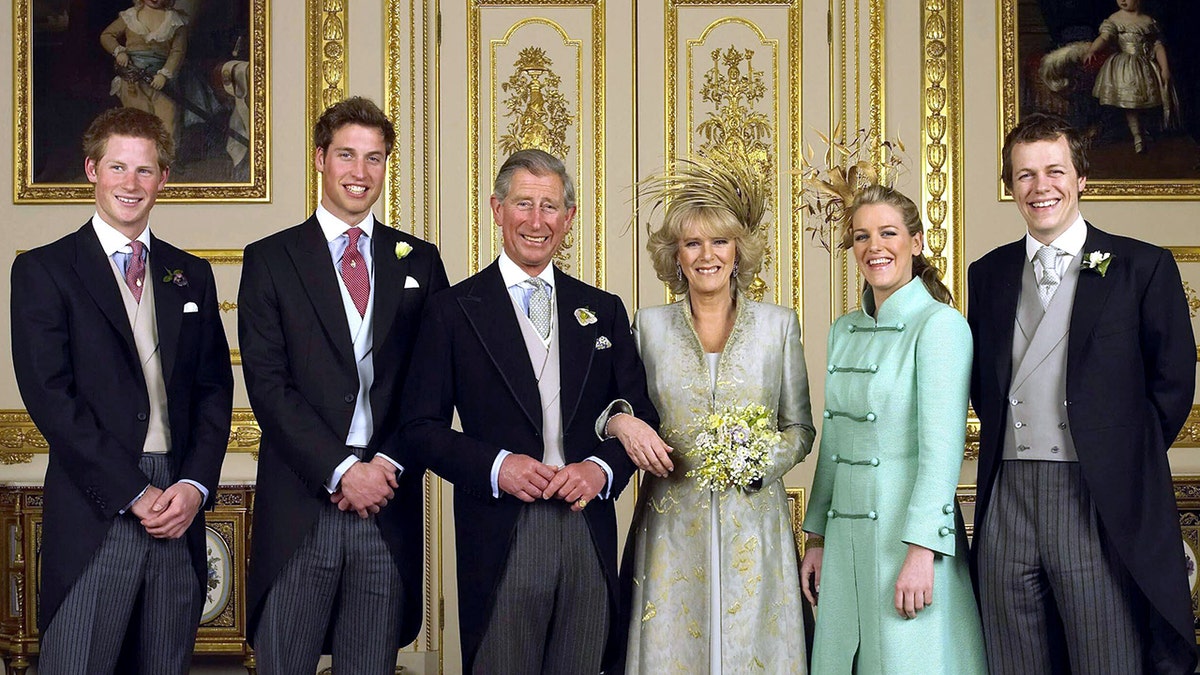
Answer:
[
  {"left": 498, "top": 250, "right": 555, "bottom": 290},
  {"left": 91, "top": 212, "right": 151, "bottom": 257},
  {"left": 1025, "top": 213, "right": 1086, "bottom": 261},
  {"left": 316, "top": 203, "right": 375, "bottom": 243}
]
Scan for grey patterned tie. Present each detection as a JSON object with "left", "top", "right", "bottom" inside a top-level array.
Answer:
[
  {"left": 526, "top": 277, "right": 552, "bottom": 339},
  {"left": 1034, "top": 245, "right": 1061, "bottom": 310}
]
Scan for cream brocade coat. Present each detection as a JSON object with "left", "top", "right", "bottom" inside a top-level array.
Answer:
[{"left": 623, "top": 299, "right": 815, "bottom": 673}]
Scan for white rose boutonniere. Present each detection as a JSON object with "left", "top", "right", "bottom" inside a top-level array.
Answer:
[
  {"left": 575, "top": 307, "right": 598, "bottom": 326},
  {"left": 1081, "top": 250, "right": 1112, "bottom": 277},
  {"left": 395, "top": 242, "right": 413, "bottom": 260}
]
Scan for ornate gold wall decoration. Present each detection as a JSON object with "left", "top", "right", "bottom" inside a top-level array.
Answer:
[
  {"left": 920, "top": 0, "right": 964, "bottom": 303},
  {"left": 472, "top": 8, "right": 602, "bottom": 284},
  {"left": 497, "top": 46, "right": 578, "bottom": 272},
  {"left": 694, "top": 45, "right": 774, "bottom": 301},
  {"left": 307, "top": 0, "right": 349, "bottom": 213},
  {"left": 384, "top": 0, "right": 434, "bottom": 240},
  {"left": 0, "top": 409, "right": 263, "bottom": 455},
  {"left": 672, "top": 8, "right": 797, "bottom": 308}
]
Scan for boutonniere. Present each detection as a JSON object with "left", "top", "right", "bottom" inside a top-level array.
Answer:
[
  {"left": 395, "top": 242, "right": 413, "bottom": 260},
  {"left": 1080, "top": 250, "right": 1112, "bottom": 277},
  {"left": 162, "top": 268, "right": 188, "bottom": 286},
  {"left": 574, "top": 307, "right": 598, "bottom": 326}
]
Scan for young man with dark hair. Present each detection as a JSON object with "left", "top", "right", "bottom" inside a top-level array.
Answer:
[{"left": 239, "top": 96, "right": 448, "bottom": 674}]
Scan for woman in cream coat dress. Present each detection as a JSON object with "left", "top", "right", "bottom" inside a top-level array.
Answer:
[
  {"left": 606, "top": 158, "right": 815, "bottom": 673},
  {"left": 800, "top": 186, "right": 987, "bottom": 674}
]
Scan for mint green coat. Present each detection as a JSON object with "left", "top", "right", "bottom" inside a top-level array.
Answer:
[{"left": 802, "top": 278, "right": 987, "bottom": 674}]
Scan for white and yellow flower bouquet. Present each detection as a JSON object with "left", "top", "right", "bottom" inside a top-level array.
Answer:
[{"left": 687, "top": 403, "right": 781, "bottom": 492}]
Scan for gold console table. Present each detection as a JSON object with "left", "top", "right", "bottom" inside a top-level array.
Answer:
[{"left": 0, "top": 485, "right": 256, "bottom": 674}]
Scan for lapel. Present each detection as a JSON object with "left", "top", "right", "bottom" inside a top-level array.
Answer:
[
  {"left": 1067, "top": 223, "right": 1114, "bottom": 378},
  {"left": 370, "top": 225, "right": 410, "bottom": 348},
  {"left": 72, "top": 221, "right": 137, "bottom": 357},
  {"left": 1010, "top": 265, "right": 1075, "bottom": 392},
  {"left": 286, "top": 216, "right": 355, "bottom": 366},
  {"left": 149, "top": 235, "right": 184, "bottom": 388},
  {"left": 990, "top": 240, "right": 1026, "bottom": 392},
  {"left": 459, "top": 262, "right": 542, "bottom": 431},
  {"left": 554, "top": 269, "right": 598, "bottom": 432}
]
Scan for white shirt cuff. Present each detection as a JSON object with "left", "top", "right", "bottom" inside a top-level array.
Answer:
[
  {"left": 178, "top": 479, "right": 209, "bottom": 505},
  {"left": 326, "top": 454, "right": 360, "bottom": 494},
  {"left": 491, "top": 449, "right": 512, "bottom": 499},
  {"left": 585, "top": 457, "right": 613, "bottom": 499},
  {"left": 120, "top": 484, "right": 151, "bottom": 514},
  {"left": 373, "top": 452, "right": 405, "bottom": 477}
]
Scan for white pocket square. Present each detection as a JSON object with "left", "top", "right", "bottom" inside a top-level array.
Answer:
[
  {"left": 595, "top": 336, "right": 612, "bottom": 350},
  {"left": 183, "top": 302, "right": 199, "bottom": 314},
  {"left": 404, "top": 276, "right": 420, "bottom": 289}
]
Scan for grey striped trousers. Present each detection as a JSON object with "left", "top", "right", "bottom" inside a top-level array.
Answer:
[
  {"left": 473, "top": 499, "right": 609, "bottom": 675},
  {"left": 978, "top": 460, "right": 1146, "bottom": 674},
  {"left": 39, "top": 454, "right": 200, "bottom": 675},
  {"left": 254, "top": 501, "right": 403, "bottom": 675}
]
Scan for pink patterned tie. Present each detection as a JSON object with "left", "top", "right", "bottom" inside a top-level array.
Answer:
[
  {"left": 341, "top": 227, "right": 370, "bottom": 317},
  {"left": 125, "top": 240, "right": 146, "bottom": 303}
]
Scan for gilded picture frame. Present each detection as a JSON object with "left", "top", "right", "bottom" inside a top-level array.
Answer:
[
  {"left": 1172, "top": 476, "right": 1200, "bottom": 642},
  {"left": 998, "top": 0, "right": 1200, "bottom": 200},
  {"left": 14, "top": 0, "right": 270, "bottom": 203}
]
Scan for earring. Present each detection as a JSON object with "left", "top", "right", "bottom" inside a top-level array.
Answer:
[
  {"left": 732, "top": 260, "right": 740, "bottom": 277},
  {"left": 676, "top": 262, "right": 683, "bottom": 281}
]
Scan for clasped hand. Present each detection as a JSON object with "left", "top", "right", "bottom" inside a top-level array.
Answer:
[
  {"left": 331, "top": 457, "right": 399, "bottom": 519},
  {"left": 131, "top": 482, "right": 203, "bottom": 539},
  {"left": 498, "top": 454, "right": 606, "bottom": 512}
]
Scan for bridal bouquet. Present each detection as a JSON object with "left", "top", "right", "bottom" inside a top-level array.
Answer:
[{"left": 687, "top": 403, "right": 780, "bottom": 492}]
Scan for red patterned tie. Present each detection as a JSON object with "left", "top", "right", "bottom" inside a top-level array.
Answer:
[
  {"left": 125, "top": 240, "right": 146, "bottom": 303},
  {"left": 341, "top": 227, "right": 370, "bottom": 317}
]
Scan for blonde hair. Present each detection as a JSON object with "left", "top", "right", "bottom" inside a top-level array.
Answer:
[
  {"left": 843, "top": 184, "right": 953, "bottom": 306},
  {"left": 647, "top": 203, "right": 766, "bottom": 297}
]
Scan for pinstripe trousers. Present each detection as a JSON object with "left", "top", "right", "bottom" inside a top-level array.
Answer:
[
  {"left": 978, "top": 461, "right": 1146, "bottom": 675},
  {"left": 473, "top": 499, "right": 609, "bottom": 675},
  {"left": 254, "top": 501, "right": 403, "bottom": 675},
  {"left": 38, "top": 454, "right": 200, "bottom": 675}
]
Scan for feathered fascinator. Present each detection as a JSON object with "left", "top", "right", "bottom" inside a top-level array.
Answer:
[
  {"left": 797, "top": 125, "right": 906, "bottom": 250},
  {"left": 637, "top": 152, "right": 770, "bottom": 233}
]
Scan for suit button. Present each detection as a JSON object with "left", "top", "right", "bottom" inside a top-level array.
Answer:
[
  {"left": 1058, "top": 422, "right": 1067, "bottom": 430},
  {"left": 867, "top": 511, "right": 878, "bottom": 520},
  {"left": 865, "top": 412, "right": 877, "bottom": 422},
  {"left": 942, "top": 504, "right": 954, "bottom": 514},
  {"left": 869, "top": 364, "right": 879, "bottom": 373},
  {"left": 827, "top": 510, "right": 836, "bottom": 518},
  {"left": 137, "top": 413, "right": 148, "bottom": 421},
  {"left": 870, "top": 458, "right": 880, "bottom": 466},
  {"left": 1051, "top": 446, "right": 1060, "bottom": 454},
  {"left": 1014, "top": 421, "right": 1024, "bottom": 428},
  {"left": 1010, "top": 398, "right": 1019, "bottom": 406},
  {"left": 823, "top": 410, "right": 831, "bottom": 419},
  {"left": 344, "top": 394, "right": 355, "bottom": 404},
  {"left": 831, "top": 454, "right": 840, "bottom": 462},
  {"left": 938, "top": 526, "right": 951, "bottom": 536},
  {"left": 1017, "top": 444, "right": 1029, "bottom": 452},
  {"left": 827, "top": 364, "right": 836, "bottom": 373}
]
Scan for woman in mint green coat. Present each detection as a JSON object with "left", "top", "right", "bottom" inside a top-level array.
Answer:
[{"left": 800, "top": 185, "right": 987, "bottom": 674}]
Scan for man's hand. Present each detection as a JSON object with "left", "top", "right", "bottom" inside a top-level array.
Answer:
[
  {"left": 115, "top": 51, "right": 130, "bottom": 67},
  {"left": 151, "top": 74, "right": 167, "bottom": 90},
  {"left": 894, "top": 543, "right": 935, "bottom": 619},
  {"left": 138, "top": 483, "right": 203, "bottom": 539},
  {"left": 498, "top": 454, "right": 558, "bottom": 502},
  {"left": 542, "top": 461, "right": 606, "bottom": 511},
  {"left": 335, "top": 460, "right": 397, "bottom": 518},
  {"left": 608, "top": 414, "right": 674, "bottom": 478}
]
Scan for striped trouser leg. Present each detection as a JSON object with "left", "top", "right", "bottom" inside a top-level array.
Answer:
[
  {"left": 255, "top": 502, "right": 402, "bottom": 675},
  {"left": 1041, "top": 462, "right": 1145, "bottom": 674},
  {"left": 39, "top": 454, "right": 198, "bottom": 675},
  {"left": 473, "top": 500, "right": 610, "bottom": 675},
  {"left": 978, "top": 461, "right": 1069, "bottom": 675}
]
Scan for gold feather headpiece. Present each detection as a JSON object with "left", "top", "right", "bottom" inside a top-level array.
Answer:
[
  {"left": 637, "top": 152, "right": 770, "bottom": 234},
  {"left": 797, "top": 125, "right": 906, "bottom": 250}
]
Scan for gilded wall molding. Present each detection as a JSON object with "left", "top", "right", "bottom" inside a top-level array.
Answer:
[
  {"left": 307, "top": 0, "right": 349, "bottom": 214},
  {"left": 384, "top": 0, "right": 434, "bottom": 241},
  {"left": 467, "top": 1, "right": 605, "bottom": 286},
  {"left": 920, "top": 0, "right": 964, "bottom": 304},
  {"left": 0, "top": 409, "right": 263, "bottom": 454},
  {"left": 666, "top": 0, "right": 803, "bottom": 311}
]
